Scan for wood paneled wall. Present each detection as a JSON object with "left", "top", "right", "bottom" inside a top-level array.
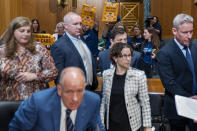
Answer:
[
  {"left": 0, "top": 0, "right": 72, "bottom": 36},
  {"left": 22, "top": 0, "right": 58, "bottom": 34},
  {"left": 191, "top": 1, "right": 197, "bottom": 39},
  {"left": 0, "top": 0, "right": 22, "bottom": 36},
  {"left": 0, "top": 0, "right": 106, "bottom": 37},
  {"left": 2, "top": 0, "right": 197, "bottom": 39},
  {"left": 151, "top": 0, "right": 197, "bottom": 39}
]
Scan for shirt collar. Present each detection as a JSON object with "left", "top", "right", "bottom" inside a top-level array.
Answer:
[
  {"left": 61, "top": 99, "right": 67, "bottom": 111},
  {"left": 61, "top": 99, "right": 77, "bottom": 112},
  {"left": 174, "top": 38, "right": 185, "bottom": 50},
  {"left": 66, "top": 32, "right": 80, "bottom": 41}
]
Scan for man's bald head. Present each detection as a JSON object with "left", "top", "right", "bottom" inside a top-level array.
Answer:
[
  {"left": 63, "top": 12, "right": 80, "bottom": 24},
  {"left": 63, "top": 12, "right": 82, "bottom": 38},
  {"left": 59, "top": 67, "right": 85, "bottom": 87},
  {"left": 57, "top": 67, "right": 86, "bottom": 110}
]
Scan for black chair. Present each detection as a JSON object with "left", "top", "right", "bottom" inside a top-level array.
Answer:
[
  {"left": 0, "top": 101, "right": 22, "bottom": 131},
  {"left": 149, "top": 93, "right": 170, "bottom": 131}
]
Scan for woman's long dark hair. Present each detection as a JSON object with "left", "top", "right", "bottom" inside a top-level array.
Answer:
[
  {"left": 144, "top": 27, "right": 160, "bottom": 50},
  {"left": 32, "top": 18, "right": 40, "bottom": 33}
]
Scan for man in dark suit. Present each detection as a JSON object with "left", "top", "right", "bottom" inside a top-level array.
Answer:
[
  {"left": 9, "top": 67, "right": 104, "bottom": 131},
  {"left": 157, "top": 14, "right": 197, "bottom": 131},
  {"left": 99, "top": 27, "right": 141, "bottom": 73},
  {"left": 51, "top": 12, "right": 97, "bottom": 91}
]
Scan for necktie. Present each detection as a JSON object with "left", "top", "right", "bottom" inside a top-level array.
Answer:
[
  {"left": 184, "top": 47, "right": 197, "bottom": 94},
  {"left": 66, "top": 109, "right": 75, "bottom": 131},
  {"left": 78, "top": 40, "right": 93, "bottom": 85}
]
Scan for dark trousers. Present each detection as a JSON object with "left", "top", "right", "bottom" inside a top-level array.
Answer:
[
  {"left": 139, "top": 60, "right": 152, "bottom": 78},
  {"left": 169, "top": 118, "right": 197, "bottom": 131},
  {"left": 107, "top": 128, "right": 140, "bottom": 131}
]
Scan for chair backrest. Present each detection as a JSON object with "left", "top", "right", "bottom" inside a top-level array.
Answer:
[
  {"left": 96, "top": 77, "right": 165, "bottom": 93},
  {"left": 96, "top": 76, "right": 102, "bottom": 91},
  {"left": 0, "top": 101, "right": 21, "bottom": 131},
  {"left": 149, "top": 94, "right": 163, "bottom": 116}
]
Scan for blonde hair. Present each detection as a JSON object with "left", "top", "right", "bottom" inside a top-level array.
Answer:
[{"left": 54, "top": 22, "right": 65, "bottom": 33}]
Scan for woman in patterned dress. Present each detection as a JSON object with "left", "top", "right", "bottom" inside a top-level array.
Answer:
[{"left": 0, "top": 17, "right": 58, "bottom": 100}]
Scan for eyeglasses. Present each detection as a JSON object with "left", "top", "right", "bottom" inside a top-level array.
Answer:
[{"left": 121, "top": 54, "right": 132, "bottom": 59}]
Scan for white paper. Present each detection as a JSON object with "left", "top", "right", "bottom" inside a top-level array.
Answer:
[{"left": 175, "top": 95, "right": 197, "bottom": 120}]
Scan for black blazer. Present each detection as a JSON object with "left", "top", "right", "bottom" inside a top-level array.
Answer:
[
  {"left": 157, "top": 39, "right": 197, "bottom": 119},
  {"left": 51, "top": 33, "right": 98, "bottom": 91}
]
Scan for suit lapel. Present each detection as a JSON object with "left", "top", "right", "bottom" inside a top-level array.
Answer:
[
  {"left": 64, "top": 34, "right": 84, "bottom": 64},
  {"left": 172, "top": 40, "right": 189, "bottom": 67},
  {"left": 123, "top": 68, "right": 135, "bottom": 100},
  {"left": 52, "top": 94, "right": 61, "bottom": 131},
  {"left": 124, "top": 68, "right": 134, "bottom": 88},
  {"left": 75, "top": 98, "right": 86, "bottom": 131},
  {"left": 65, "top": 33, "right": 90, "bottom": 75},
  {"left": 104, "top": 68, "right": 115, "bottom": 113},
  {"left": 130, "top": 51, "right": 136, "bottom": 66},
  {"left": 106, "top": 49, "right": 111, "bottom": 69},
  {"left": 105, "top": 68, "right": 115, "bottom": 92}
]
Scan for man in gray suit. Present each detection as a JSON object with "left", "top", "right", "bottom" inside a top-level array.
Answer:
[{"left": 99, "top": 27, "right": 141, "bottom": 73}]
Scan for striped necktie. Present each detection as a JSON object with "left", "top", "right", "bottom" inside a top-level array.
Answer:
[{"left": 66, "top": 109, "right": 75, "bottom": 131}]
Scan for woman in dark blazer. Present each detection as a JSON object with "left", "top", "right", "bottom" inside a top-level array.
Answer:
[{"left": 100, "top": 42, "right": 152, "bottom": 131}]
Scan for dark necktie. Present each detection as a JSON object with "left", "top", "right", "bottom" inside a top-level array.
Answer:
[
  {"left": 66, "top": 109, "right": 75, "bottom": 131},
  {"left": 184, "top": 47, "right": 197, "bottom": 94}
]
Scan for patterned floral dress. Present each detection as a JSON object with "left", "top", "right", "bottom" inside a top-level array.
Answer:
[{"left": 0, "top": 43, "right": 58, "bottom": 100}]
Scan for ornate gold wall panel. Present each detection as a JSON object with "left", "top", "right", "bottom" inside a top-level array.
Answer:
[{"left": 120, "top": 2, "right": 140, "bottom": 37}]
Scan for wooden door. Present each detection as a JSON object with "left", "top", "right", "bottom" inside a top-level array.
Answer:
[{"left": 120, "top": 2, "right": 142, "bottom": 37}]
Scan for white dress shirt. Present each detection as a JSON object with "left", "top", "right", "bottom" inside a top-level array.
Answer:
[
  {"left": 60, "top": 100, "right": 77, "bottom": 131},
  {"left": 174, "top": 38, "right": 191, "bottom": 57}
]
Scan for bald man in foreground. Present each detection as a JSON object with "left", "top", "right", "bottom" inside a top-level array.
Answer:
[{"left": 9, "top": 67, "right": 104, "bottom": 131}]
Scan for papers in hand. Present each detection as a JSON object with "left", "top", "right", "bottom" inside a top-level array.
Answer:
[{"left": 175, "top": 95, "right": 197, "bottom": 120}]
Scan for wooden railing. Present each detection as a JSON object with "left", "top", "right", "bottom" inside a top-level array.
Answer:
[
  {"left": 96, "top": 77, "right": 164, "bottom": 94},
  {"left": 147, "top": 78, "right": 164, "bottom": 95},
  {"left": 49, "top": 77, "right": 164, "bottom": 94}
]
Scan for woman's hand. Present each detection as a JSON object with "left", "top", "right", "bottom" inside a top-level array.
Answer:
[
  {"left": 151, "top": 53, "right": 156, "bottom": 59},
  {"left": 144, "top": 127, "right": 152, "bottom": 131},
  {"left": 16, "top": 72, "right": 37, "bottom": 82},
  {"left": 132, "top": 43, "right": 137, "bottom": 49}
]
